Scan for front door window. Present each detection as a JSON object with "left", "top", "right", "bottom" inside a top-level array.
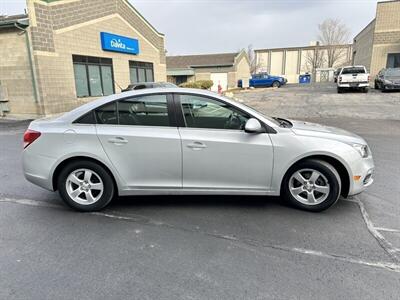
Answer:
[{"left": 179, "top": 94, "right": 250, "bottom": 130}]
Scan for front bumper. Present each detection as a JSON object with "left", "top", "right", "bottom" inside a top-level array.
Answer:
[{"left": 347, "top": 155, "right": 374, "bottom": 196}]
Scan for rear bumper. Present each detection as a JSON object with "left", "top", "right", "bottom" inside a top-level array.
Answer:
[
  {"left": 338, "top": 83, "right": 369, "bottom": 88},
  {"left": 22, "top": 150, "right": 56, "bottom": 191}
]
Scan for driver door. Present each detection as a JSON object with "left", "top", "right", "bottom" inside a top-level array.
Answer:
[{"left": 175, "top": 93, "right": 274, "bottom": 191}]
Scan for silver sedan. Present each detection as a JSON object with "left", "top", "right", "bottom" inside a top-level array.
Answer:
[{"left": 22, "top": 88, "right": 374, "bottom": 212}]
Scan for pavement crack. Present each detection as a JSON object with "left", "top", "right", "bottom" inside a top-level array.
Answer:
[{"left": 353, "top": 196, "right": 400, "bottom": 263}]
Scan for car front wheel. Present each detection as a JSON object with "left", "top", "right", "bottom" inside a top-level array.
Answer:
[
  {"left": 281, "top": 159, "right": 341, "bottom": 212},
  {"left": 272, "top": 81, "right": 281, "bottom": 88},
  {"left": 57, "top": 160, "right": 115, "bottom": 212}
]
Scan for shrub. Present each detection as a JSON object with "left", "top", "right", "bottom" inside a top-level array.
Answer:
[{"left": 179, "top": 80, "right": 214, "bottom": 90}]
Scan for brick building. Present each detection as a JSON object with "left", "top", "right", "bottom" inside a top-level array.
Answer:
[
  {"left": 0, "top": 0, "right": 166, "bottom": 117},
  {"left": 353, "top": 0, "right": 400, "bottom": 78}
]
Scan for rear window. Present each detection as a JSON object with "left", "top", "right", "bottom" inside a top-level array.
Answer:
[{"left": 341, "top": 67, "right": 366, "bottom": 74}]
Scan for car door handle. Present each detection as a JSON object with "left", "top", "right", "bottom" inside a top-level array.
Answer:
[
  {"left": 187, "top": 142, "right": 207, "bottom": 150},
  {"left": 108, "top": 137, "right": 128, "bottom": 145}
]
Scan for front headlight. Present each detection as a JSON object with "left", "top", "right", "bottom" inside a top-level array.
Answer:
[
  {"left": 384, "top": 79, "right": 393, "bottom": 84},
  {"left": 352, "top": 143, "right": 369, "bottom": 158}
]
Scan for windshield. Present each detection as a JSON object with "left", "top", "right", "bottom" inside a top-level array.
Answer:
[
  {"left": 341, "top": 67, "right": 365, "bottom": 74},
  {"left": 386, "top": 69, "right": 400, "bottom": 76}
]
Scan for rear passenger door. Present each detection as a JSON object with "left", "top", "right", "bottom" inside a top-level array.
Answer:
[{"left": 95, "top": 94, "right": 182, "bottom": 190}]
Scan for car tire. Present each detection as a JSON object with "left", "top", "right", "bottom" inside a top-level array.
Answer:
[
  {"left": 337, "top": 87, "right": 343, "bottom": 94},
  {"left": 363, "top": 87, "right": 369, "bottom": 93},
  {"left": 281, "top": 159, "right": 341, "bottom": 212},
  {"left": 57, "top": 160, "right": 115, "bottom": 212},
  {"left": 272, "top": 81, "right": 281, "bottom": 88}
]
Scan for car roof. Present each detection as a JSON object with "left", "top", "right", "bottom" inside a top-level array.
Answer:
[{"left": 57, "top": 88, "right": 279, "bottom": 128}]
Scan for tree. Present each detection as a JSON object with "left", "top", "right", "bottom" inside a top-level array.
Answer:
[
  {"left": 304, "top": 45, "right": 326, "bottom": 74},
  {"left": 247, "top": 44, "right": 260, "bottom": 74},
  {"left": 317, "top": 19, "right": 350, "bottom": 68}
]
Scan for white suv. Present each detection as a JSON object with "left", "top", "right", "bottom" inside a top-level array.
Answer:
[{"left": 337, "top": 66, "right": 370, "bottom": 93}]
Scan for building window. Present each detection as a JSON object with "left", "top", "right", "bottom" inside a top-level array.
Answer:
[
  {"left": 174, "top": 75, "right": 188, "bottom": 85},
  {"left": 73, "top": 55, "right": 115, "bottom": 97},
  {"left": 129, "top": 61, "right": 154, "bottom": 83},
  {"left": 387, "top": 53, "right": 400, "bottom": 68}
]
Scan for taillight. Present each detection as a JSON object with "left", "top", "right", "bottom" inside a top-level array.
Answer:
[
  {"left": 368, "top": 75, "right": 370, "bottom": 81},
  {"left": 339, "top": 76, "right": 342, "bottom": 83},
  {"left": 23, "top": 129, "right": 41, "bottom": 149}
]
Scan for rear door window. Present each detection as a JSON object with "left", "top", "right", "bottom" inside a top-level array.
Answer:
[{"left": 118, "top": 94, "right": 170, "bottom": 127}]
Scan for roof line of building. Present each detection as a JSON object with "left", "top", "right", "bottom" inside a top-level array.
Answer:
[
  {"left": 353, "top": 19, "right": 376, "bottom": 40},
  {"left": 167, "top": 52, "right": 239, "bottom": 58},
  {"left": 0, "top": 14, "right": 29, "bottom": 29},
  {"left": 255, "top": 44, "right": 352, "bottom": 52}
]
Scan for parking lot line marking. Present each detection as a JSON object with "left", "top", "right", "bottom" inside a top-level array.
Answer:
[
  {"left": 0, "top": 197, "right": 61, "bottom": 208},
  {"left": 354, "top": 196, "right": 400, "bottom": 263},
  {"left": 375, "top": 227, "right": 400, "bottom": 234},
  {"left": 2, "top": 196, "right": 400, "bottom": 273}
]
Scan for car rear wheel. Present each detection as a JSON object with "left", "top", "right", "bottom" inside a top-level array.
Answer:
[
  {"left": 57, "top": 160, "right": 115, "bottom": 212},
  {"left": 281, "top": 159, "right": 341, "bottom": 212},
  {"left": 337, "top": 87, "right": 343, "bottom": 93},
  {"left": 272, "top": 81, "right": 281, "bottom": 88}
]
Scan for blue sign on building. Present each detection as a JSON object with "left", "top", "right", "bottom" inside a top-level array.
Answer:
[{"left": 100, "top": 32, "right": 139, "bottom": 55}]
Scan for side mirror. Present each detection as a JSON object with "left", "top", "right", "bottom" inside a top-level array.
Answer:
[{"left": 245, "top": 118, "right": 264, "bottom": 133}]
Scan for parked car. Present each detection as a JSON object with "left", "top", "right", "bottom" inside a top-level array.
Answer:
[
  {"left": 238, "top": 73, "right": 287, "bottom": 88},
  {"left": 22, "top": 88, "right": 374, "bottom": 213},
  {"left": 334, "top": 67, "right": 342, "bottom": 83},
  {"left": 337, "top": 66, "right": 370, "bottom": 93},
  {"left": 374, "top": 68, "right": 400, "bottom": 91},
  {"left": 121, "top": 82, "right": 177, "bottom": 92}
]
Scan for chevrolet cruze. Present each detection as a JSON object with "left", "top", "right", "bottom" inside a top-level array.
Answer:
[{"left": 22, "top": 88, "right": 374, "bottom": 212}]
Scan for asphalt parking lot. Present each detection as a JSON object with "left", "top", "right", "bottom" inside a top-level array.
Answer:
[{"left": 1, "top": 84, "right": 400, "bottom": 299}]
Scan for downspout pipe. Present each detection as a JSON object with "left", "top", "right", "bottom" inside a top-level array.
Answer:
[{"left": 14, "top": 22, "right": 42, "bottom": 112}]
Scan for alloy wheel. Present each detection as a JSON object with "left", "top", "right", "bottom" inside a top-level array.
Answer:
[
  {"left": 65, "top": 168, "right": 104, "bottom": 205},
  {"left": 289, "top": 168, "right": 330, "bottom": 205}
]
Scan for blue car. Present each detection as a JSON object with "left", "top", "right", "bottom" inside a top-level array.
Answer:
[{"left": 238, "top": 73, "right": 287, "bottom": 88}]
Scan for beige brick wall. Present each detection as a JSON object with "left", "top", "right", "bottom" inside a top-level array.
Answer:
[
  {"left": 353, "top": 20, "right": 375, "bottom": 70},
  {"left": 375, "top": 0, "right": 400, "bottom": 32},
  {"left": 270, "top": 51, "right": 283, "bottom": 75},
  {"left": 369, "top": 1, "right": 400, "bottom": 78},
  {"left": 0, "top": 29, "right": 39, "bottom": 116},
  {"left": 34, "top": 15, "right": 166, "bottom": 115},
  {"left": 194, "top": 72, "right": 211, "bottom": 81},
  {"left": 234, "top": 54, "right": 250, "bottom": 88}
]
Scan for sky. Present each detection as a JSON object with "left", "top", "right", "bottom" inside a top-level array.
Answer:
[{"left": 0, "top": 0, "right": 379, "bottom": 55}]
